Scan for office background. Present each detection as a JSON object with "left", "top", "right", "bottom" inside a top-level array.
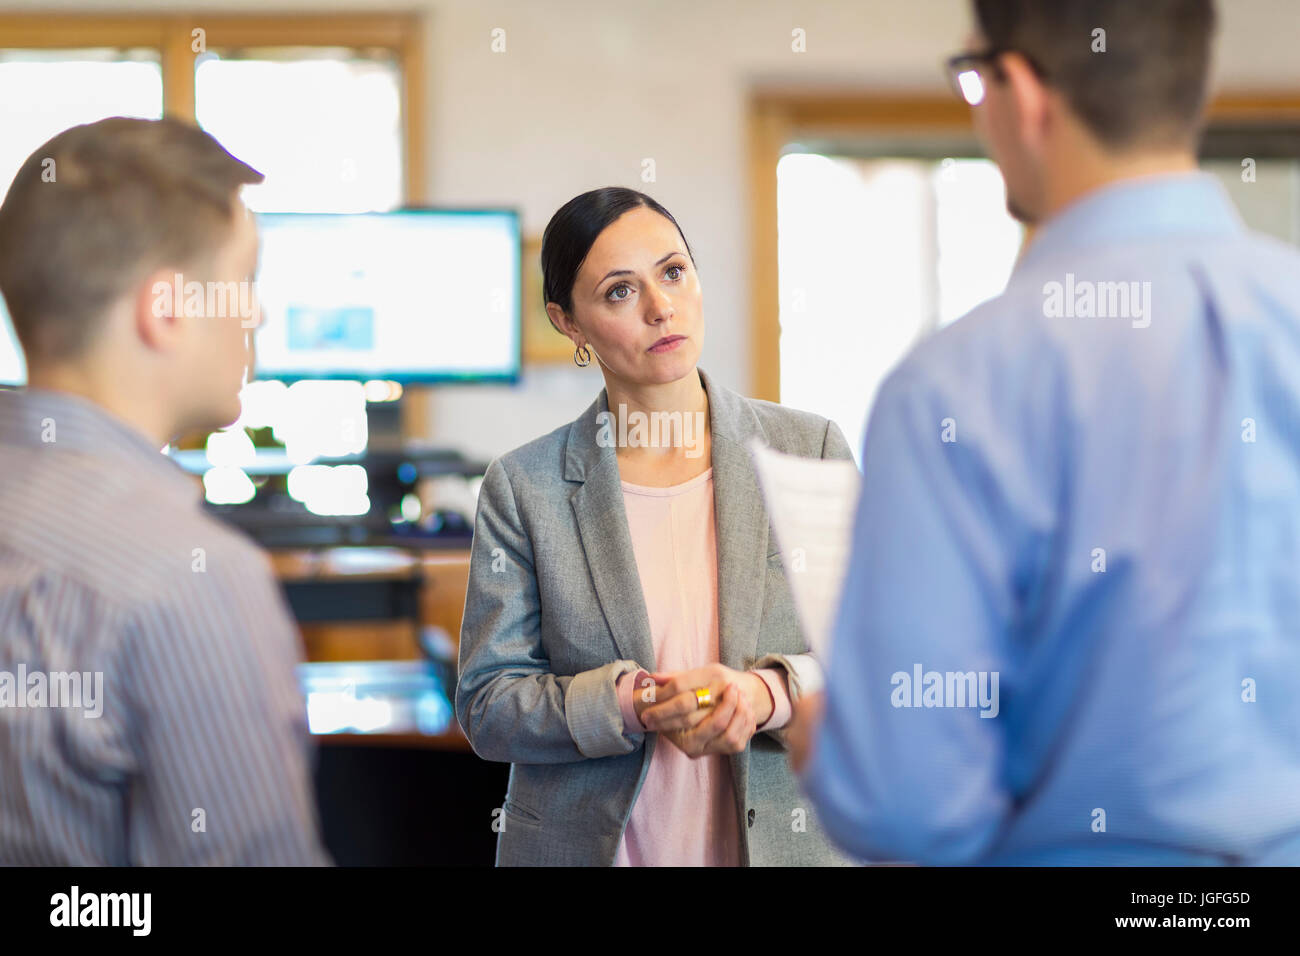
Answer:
[
  {"left": 3, "top": 0, "right": 1297, "bottom": 459},
  {"left": 0, "top": 0, "right": 1296, "bottom": 864}
]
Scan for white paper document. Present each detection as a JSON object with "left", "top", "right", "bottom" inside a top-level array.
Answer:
[{"left": 749, "top": 438, "right": 861, "bottom": 658}]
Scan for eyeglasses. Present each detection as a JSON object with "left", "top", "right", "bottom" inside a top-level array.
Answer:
[{"left": 944, "top": 48, "right": 1048, "bottom": 106}]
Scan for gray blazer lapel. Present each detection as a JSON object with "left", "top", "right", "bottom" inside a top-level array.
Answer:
[
  {"left": 566, "top": 390, "right": 656, "bottom": 669},
  {"left": 563, "top": 371, "right": 771, "bottom": 676},
  {"left": 699, "top": 369, "right": 770, "bottom": 672}
]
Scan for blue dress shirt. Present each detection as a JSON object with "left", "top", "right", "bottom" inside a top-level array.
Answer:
[{"left": 800, "top": 172, "right": 1300, "bottom": 865}]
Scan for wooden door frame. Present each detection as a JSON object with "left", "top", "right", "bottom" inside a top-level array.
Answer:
[{"left": 747, "top": 91, "right": 1300, "bottom": 402}]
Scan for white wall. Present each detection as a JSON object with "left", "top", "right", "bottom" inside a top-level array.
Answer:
[
  {"left": 12, "top": 0, "right": 1300, "bottom": 457},
  {"left": 417, "top": 0, "right": 989, "bottom": 458}
]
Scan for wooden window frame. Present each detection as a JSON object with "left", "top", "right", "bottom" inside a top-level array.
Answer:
[
  {"left": 0, "top": 12, "right": 427, "bottom": 205},
  {"left": 0, "top": 12, "right": 432, "bottom": 436},
  {"left": 747, "top": 91, "right": 1300, "bottom": 402}
]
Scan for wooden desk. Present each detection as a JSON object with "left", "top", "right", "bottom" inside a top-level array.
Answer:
[
  {"left": 271, "top": 546, "right": 473, "bottom": 751},
  {"left": 268, "top": 547, "right": 503, "bottom": 864},
  {"left": 297, "top": 658, "right": 471, "bottom": 752},
  {"left": 270, "top": 545, "right": 470, "bottom": 661}
]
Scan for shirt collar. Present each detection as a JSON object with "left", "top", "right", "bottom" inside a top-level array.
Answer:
[
  {"left": 1015, "top": 171, "right": 1244, "bottom": 273},
  {"left": 0, "top": 386, "right": 200, "bottom": 499}
]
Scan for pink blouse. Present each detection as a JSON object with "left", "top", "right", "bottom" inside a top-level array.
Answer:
[{"left": 611, "top": 467, "right": 792, "bottom": 867}]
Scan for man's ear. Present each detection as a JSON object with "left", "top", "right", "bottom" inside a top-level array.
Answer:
[
  {"left": 1000, "top": 51, "right": 1051, "bottom": 154},
  {"left": 132, "top": 267, "right": 186, "bottom": 352},
  {"left": 545, "top": 302, "right": 583, "bottom": 347}
]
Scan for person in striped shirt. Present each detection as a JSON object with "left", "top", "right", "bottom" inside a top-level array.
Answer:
[{"left": 0, "top": 117, "right": 330, "bottom": 865}]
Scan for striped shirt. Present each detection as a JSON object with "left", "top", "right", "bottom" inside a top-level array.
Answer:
[{"left": 0, "top": 386, "right": 331, "bottom": 865}]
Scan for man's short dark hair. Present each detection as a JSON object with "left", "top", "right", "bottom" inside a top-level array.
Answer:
[
  {"left": 973, "top": 0, "right": 1217, "bottom": 150},
  {"left": 0, "top": 117, "right": 263, "bottom": 363}
]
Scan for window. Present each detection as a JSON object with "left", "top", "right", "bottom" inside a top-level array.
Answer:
[
  {"left": 0, "top": 46, "right": 167, "bottom": 386},
  {"left": 777, "top": 150, "right": 1023, "bottom": 458},
  {"left": 750, "top": 92, "right": 1300, "bottom": 421},
  {"left": 0, "top": 14, "right": 428, "bottom": 509},
  {"left": 0, "top": 48, "right": 163, "bottom": 195},
  {"left": 195, "top": 48, "right": 404, "bottom": 213},
  {"left": 0, "top": 13, "right": 424, "bottom": 202},
  {"left": 0, "top": 14, "right": 425, "bottom": 391}
]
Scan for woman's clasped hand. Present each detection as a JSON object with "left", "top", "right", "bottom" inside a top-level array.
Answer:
[{"left": 633, "top": 663, "right": 772, "bottom": 757}]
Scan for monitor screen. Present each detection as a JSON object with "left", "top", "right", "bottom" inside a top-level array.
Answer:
[
  {"left": 0, "top": 302, "right": 25, "bottom": 386},
  {"left": 252, "top": 209, "right": 520, "bottom": 384}
]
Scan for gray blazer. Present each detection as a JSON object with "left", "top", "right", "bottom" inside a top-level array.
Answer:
[{"left": 456, "top": 368, "right": 858, "bottom": 865}]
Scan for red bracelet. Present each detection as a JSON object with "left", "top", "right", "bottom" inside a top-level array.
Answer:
[{"left": 754, "top": 671, "right": 776, "bottom": 727}]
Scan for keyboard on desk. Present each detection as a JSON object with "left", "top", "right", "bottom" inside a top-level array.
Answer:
[{"left": 206, "top": 500, "right": 472, "bottom": 549}]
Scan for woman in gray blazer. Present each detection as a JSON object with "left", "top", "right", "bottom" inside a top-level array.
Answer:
[{"left": 456, "top": 187, "right": 856, "bottom": 866}]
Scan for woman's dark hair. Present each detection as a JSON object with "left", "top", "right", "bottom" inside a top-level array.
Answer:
[{"left": 540, "top": 186, "right": 695, "bottom": 329}]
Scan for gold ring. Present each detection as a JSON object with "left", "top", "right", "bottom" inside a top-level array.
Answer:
[{"left": 695, "top": 687, "right": 713, "bottom": 709}]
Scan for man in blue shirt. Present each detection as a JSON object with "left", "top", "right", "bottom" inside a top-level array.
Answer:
[{"left": 793, "top": 0, "right": 1300, "bottom": 864}]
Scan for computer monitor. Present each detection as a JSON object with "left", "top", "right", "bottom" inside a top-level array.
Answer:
[
  {"left": 251, "top": 209, "right": 521, "bottom": 384},
  {"left": 0, "top": 301, "right": 25, "bottom": 386}
]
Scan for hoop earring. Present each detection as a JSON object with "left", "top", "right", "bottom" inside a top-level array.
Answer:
[{"left": 573, "top": 344, "right": 592, "bottom": 367}]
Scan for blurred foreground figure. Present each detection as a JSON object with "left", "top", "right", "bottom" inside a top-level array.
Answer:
[
  {"left": 796, "top": 0, "right": 1300, "bottom": 864},
  {"left": 0, "top": 117, "right": 330, "bottom": 864}
]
